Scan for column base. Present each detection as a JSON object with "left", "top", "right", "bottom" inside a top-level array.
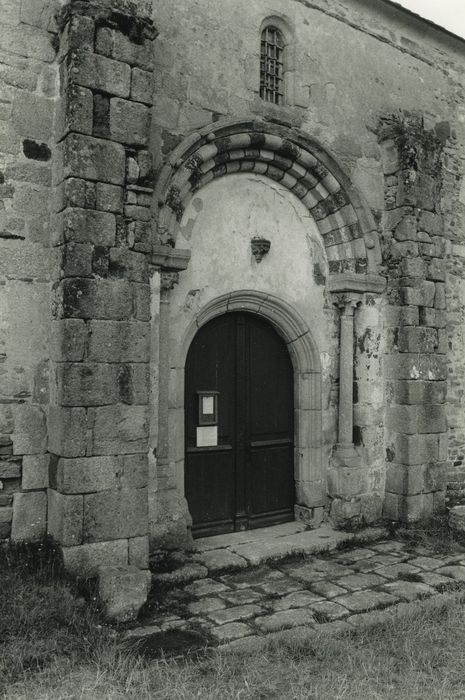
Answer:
[{"left": 332, "top": 443, "right": 363, "bottom": 469}]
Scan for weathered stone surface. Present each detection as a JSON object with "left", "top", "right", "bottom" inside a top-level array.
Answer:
[
  {"left": 61, "top": 133, "right": 126, "bottom": 185},
  {"left": 87, "top": 320, "right": 150, "bottom": 362},
  {"left": 92, "top": 405, "right": 149, "bottom": 455},
  {"left": 208, "top": 604, "right": 264, "bottom": 625},
  {"left": 58, "top": 278, "right": 133, "bottom": 320},
  {"left": 109, "top": 98, "right": 149, "bottom": 145},
  {"left": 336, "top": 573, "right": 385, "bottom": 591},
  {"left": 83, "top": 488, "right": 148, "bottom": 543},
  {"left": 47, "top": 489, "right": 83, "bottom": 547},
  {"left": 128, "top": 535, "right": 149, "bottom": 569},
  {"left": 309, "top": 580, "right": 348, "bottom": 598},
  {"left": 435, "top": 566, "right": 465, "bottom": 582},
  {"left": 386, "top": 463, "right": 445, "bottom": 496},
  {"left": 98, "top": 566, "right": 151, "bottom": 622},
  {"left": 187, "top": 598, "right": 226, "bottom": 615},
  {"left": 335, "top": 590, "right": 398, "bottom": 613},
  {"left": 254, "top": 609, "right": 315, "bottom": 633},
  {"left": 449, "top": 506, "right": 465, "bottom": 533},
  {"left": 56, "top": 84, "right": 93, "bottom": 138},
  {"left": 56, "top": 362, "right": 119, "bottom": 406},
  {"left": 308, "top": 600, "right": 349, "bottom": 620},
  {"left": 0, "top": 460, "right": 21, "bottom": 479},
  {"left": 210, "top": 622, "right": 254, "bottom": 643},
  {"left": 272, "top": 590, "right": 323, "bottom": 611},
  {"left": 69, "top": 50, "right": 131, "bottom": 98},
  {"left": 194, "top": 549, "right": 248, "bottom": 573},
  {"left": 50, "top": 320, "right": 87, "bottom": 362},
  {"left": 22, "top": 454, "right": 49, "bottom": 490},
  {"left": 0, "top": 508, "right": 13, "bottom": 538},
  {"left": 184, "top": 578, "right": 231, "bottom": 597},
  {"left": 131, "top": 67, "right": 153, "bottom": 104},
  {"left": 54, "top": 456, "right": 120, "bottom": 494},
  {"left": 57, "top": 208, "right": 116, "bottom": 247},
  {"left": 96, "top": 183, "right": 124, "bottom": 213},
  {"left": 12, "top": 405, "right": 47, "bottom": 455},
  {"left": 48, "top": 406, "right": 88, "bottom": 458},
  {"left": 109, "top": 248, "right": 148, "bottom": 282},
  {"left": 221, "top": 589, "right": 263, "bottom": 606},
  {"left": 96, "top": 27, "right": 154, "bottom": 70},
  {"left": 11, "top": 491, "right": 47, "bottom": 542},
  {"left": 380, "top": 580, "right": 435, "bottom": 601},
  {"left": 151, "top": 563, "right": 208, "bottom": 586}
]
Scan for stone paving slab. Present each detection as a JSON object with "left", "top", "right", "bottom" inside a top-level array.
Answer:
[{"left": 136, "top": 533, "right": 465, "bottom": 654}]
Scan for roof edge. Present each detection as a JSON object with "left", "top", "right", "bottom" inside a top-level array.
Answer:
[{"left": 379, "top": 0, "right": 465, "bottom": 47}]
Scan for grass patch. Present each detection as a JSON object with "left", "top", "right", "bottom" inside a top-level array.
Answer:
[
  {"left": 398, "top": 514, "right": 464, "bottom": 554},
  {"left": 4, "top": 538, "right": 465, "bottom": 699}
]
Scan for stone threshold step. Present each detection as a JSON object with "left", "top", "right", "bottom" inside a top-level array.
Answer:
[{"left": 151, "top": 525, "right": 388, "bottom": 587}]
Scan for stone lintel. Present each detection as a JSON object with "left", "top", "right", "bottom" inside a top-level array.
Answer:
[
  {"left": 151, "top": 245, "right": 191, "bottom": 271},
  {"left": 329, "top": 272, "right": 386, "bottom": 295}
]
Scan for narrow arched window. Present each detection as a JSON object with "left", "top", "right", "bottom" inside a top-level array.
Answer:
[{"left": 260, "top": 26, "right": 284, "bottom": 105}]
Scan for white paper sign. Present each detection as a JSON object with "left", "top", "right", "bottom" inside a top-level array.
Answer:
[
  {"left": 202, "top": 396, "right": 214, "bottom": 415},
  {"left": 196, "top": 426, "right": 218, "bottom": 447}
]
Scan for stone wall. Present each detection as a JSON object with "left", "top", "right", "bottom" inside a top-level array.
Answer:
[
  {"left": 0, "top": 0, "right": 59, "bottom": 541},
  {"left": 46, "top": 0, "right": 157, "bottom": 578}
]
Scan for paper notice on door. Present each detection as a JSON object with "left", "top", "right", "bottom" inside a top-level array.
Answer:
[
  {"left": 202, "top": 395, "right": 214, "bottom": 415},
  {"left": 196, "top": 426, "right": 218, "bottom": 447}
]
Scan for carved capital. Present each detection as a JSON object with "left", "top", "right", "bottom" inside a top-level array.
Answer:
[
  {"left": 160, "top": 271, "right": 179, "bottom": 292},
  {"left": 333, "top": 292, "right": 363, "bottom": 315}
]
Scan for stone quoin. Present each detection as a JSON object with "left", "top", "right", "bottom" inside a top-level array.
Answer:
[{"left": 0, "top": 0, "right": 465, "bottom": 618}]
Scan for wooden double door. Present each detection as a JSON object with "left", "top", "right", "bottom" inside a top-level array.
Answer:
[{"left": 185, "top": 312, "right": 295, "bottom": 537}]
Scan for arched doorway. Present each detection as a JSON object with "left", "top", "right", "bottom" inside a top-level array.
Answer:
[{"left": 185, "top": 311, "right": 294, "bottom": 537}]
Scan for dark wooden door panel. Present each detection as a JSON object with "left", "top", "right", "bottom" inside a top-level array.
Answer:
[{"left": 185, "top": 312, "right": 295, "bottom": 537}]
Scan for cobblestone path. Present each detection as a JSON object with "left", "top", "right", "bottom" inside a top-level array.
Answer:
[{"left": 126, "top": 535, "right": 465, "bottom": 652}]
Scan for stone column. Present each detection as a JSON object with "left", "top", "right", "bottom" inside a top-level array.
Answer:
[
  {"left": 334, "top": 293, "right": 362, "bottom": 463},
  {"left": 47, "top": 0, "right": 158, "bottom": 619}
]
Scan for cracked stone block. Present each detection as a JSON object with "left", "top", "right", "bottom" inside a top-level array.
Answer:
[
  {"left": 254, "top": 608, "right": 315, "bottom": 633},
  {"left": 380, "top": 580, "right": 435, "bottom": 601},
  {"left": 208, "top": 604, "right": 264, "bottom": 625},
  {"left": 273, "top": 591, "right": 323, "bottom": 611},
  {"left": 335, "top": 590, "right": 398, "bottom": 613},
  {"left": 187, "top": 598, "right": 226, "bottom": 615},
  {"left": 309, "top": 581, "right": 348, "bottom": 599},
  {"left": 309, "top": 600, "right": 349, "bottom": 621},
  {"left": 98, "top": 565, "right": 151, "bottom": 622},
  {"left": 184, "top": 578, "right": 231, "bottom": 597},
  {"left": 220, "top": 589, "right": 263, "bottom": 606},
  {"left": 375, "top": 562, "right": 421, "bottom": 579},
  {"left": 210, "top": 622, "right": 254, "bottom": 643},
  {"left": 194, "top": 549, "right": 248, "bottom": 573},
  {"left": 336, "top": 573, "right": 386, "bottom": 591},
  {"left": 256, "top": 577, "right": 303, "bottom": 596},
  {"left": 435, "top": 566, "right": 465, "bottom": 582}
]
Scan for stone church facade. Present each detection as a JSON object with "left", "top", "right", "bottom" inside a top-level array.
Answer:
[{"left": 1, "top": 0, "right": 465, "bottom": 600}]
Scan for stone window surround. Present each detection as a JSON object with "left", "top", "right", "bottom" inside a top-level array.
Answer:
[{"left": 259, "top": 15, "right": 295, "bottom": 106}]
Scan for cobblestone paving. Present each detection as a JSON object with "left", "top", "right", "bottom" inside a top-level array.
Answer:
[{"left": 126, "top": 538, "right": 465, "bottom": 650}]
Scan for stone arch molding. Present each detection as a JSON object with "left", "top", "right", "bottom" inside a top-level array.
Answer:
[
  {"left": 154, "top": 117, "right": 383, "bottom": 278},
  {"left": 173, "top": 290, "right": 325, "bottom": 515}
]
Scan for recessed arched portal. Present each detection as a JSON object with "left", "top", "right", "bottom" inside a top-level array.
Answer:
[{"left": 185, "top": 311, "right": 295, "bottom": 537}]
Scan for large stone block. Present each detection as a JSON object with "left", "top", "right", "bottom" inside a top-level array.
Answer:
[
  {"left": 61, "top": 133, "right": 126, "bottom": 185},
  {"left": 13, "top": 405, "right": 47, "bottom": 455},
  {"left": 387, "top": 433, "right": 439, "bottom": 466},
  {"left": 397, "top": 492, "right": 435, "bottom": 522},
  {"left": 109, "top": 248, "right": 148, "bottom": 282},
  {"left": 0, "top": 508, "right": 13, "bottom": 539},
  {"left": 96, "top": 27, "right": 154, "bottom": 70},
  {"left": 22, "top": 454, "right": 50, "bottom": 490},
  {"left": 118, "top": 364, "right": 150, "bottom": 404},
  {"left": 12, "top": 92, "right": 54, "bottom": 141},
  {"left": 128, "top": 535, "right": 149, "bottom": 568},
  {"left": 56, "top": 242, "right": 93, "bottom": 278},
  {"left": 58, "top": 278, "right": 133, "bottom": 320},
  {"left": 419, "top": 307, "right": 447, "bottom": 328},
  {"left": 87, "top": 320, "right": 150, "bottom": 362},
  {"left": 96, "top": 183, "right": 124, "bottom": 213},
  {"left": 55, "top": 362, "right": 119, "bottom": 406},
  {"left": 384, "top": 354, "right": 447, "bottom": 381},
  {"left": 83, "top": 488, "right": 148, "bottom": 542},
  {"left": 11, "top": 491, "right": 47, "bottom": 542},
  {"left": 391, "top": 381, "right": 446, "bottom": 406},
  {"left": 48, "top": 406, "right": 88, "bottom": 457},
  {"left": 418, "top": 211, "right": 443, "bottom": 236},
  {"left": 57, "top": 208, "right": 116, "bottom": 246},
  {"left": 400, "top": 281, "right": 435, "bottom": 307},
  {"left": 131, "top": 67, "right": 153, "bottom": 104},
  {"left": 449, "top": 506, "right": 465, "bottom": 533},
  {"left": 57, "top": 14, "right": 95, "bottom": 60},
  {"left": 50, "top": 320, "right": 87, "bottom": 362},
  {"left": 397, "top": 327, "right": 438, "bottom": 354},
  {"left": 327, "top": 466, "right": 366, "bottom": 498},
  {"left": 56, "top": 84, "right": 93, "bottom": 139},
  {"left": 386, "top": 463, "right": 445, "bottom": 496},
  {"left": 109, "top": 98, "right": 149, "bottom": 146},
  {"left": 92, "top": 404, "right": 149, "bottom": 455},
  {"left": 121, "top": 454, "right": 149, "bottom": 489},
  {"left": 383, "top": 305, "right": 419, "bottom": 327},
  {"left": 0, "top": 460, "right": 21, "bottom": 479},
  {"left": 98, "top": 565, "right": 151, "bottom": 622},
  {"left": 417, "top": 405, "right": 447, "bottom": 434},
  {"left": 47, "top": 489, "right": 83, "bottom": 546},
  {"left": 386, "top": 405, "right": 417, "bottom": 434},
  {"left": 62, "top": 539, "right": 128, "bottom": 578},
  {"left": 69, "top": 50, "right": 131, "bottom": 98},
  {"left": 54, "top": 456, "right": 121, "bottom": 494}
]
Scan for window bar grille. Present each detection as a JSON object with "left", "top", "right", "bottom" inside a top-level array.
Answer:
[{"left": 260, "top": 26, "right": 284, "bottom": 105}]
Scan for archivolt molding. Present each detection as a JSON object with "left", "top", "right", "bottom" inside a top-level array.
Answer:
[
  {"left": 154, "top": 118, "right": 382, "bottom": 278},
  {"left": 178, "top": 290, "right": 321, "bottom": 376}
]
